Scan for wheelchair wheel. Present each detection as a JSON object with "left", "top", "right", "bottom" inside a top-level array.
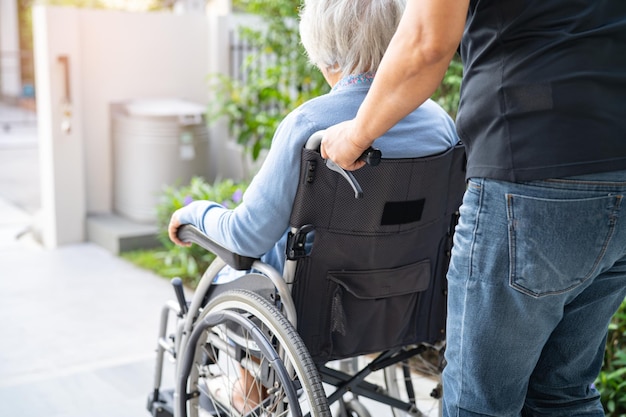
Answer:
[
  {"left": 184, "top": 289, "right": 331, "bottom": 417},
  {"left": 383, "top": 344, "right": 444, "bottom": 417}
]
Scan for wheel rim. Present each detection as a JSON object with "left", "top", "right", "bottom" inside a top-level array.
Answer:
[{"left": 186, "top": 289, "right": 330, "bottom": 417}]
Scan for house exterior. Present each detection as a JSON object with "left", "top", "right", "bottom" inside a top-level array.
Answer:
[{"left": 3, "top": 0, "right": 261, "bottom": 251}]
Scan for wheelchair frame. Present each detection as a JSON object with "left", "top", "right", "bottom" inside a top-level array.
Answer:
[{"left": 147, "top": 133, "right": 465, "bottom": 417}]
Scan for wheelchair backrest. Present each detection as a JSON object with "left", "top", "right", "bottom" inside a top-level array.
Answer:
[{"left": 287, "top": 143, "right": 466, "bottom": 364}]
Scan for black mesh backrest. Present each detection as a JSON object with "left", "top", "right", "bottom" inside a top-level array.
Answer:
[{"left": 288, "top": 144, "right": 466, "bottom": 363}]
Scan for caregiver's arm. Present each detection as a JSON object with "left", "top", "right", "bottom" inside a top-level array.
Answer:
[{"left": 321, "top": 0, "right": 468, "bottom": 170}]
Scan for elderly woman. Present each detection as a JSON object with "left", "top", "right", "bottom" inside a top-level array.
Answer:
[
  {"left": 168, "top": 0, "right": 458, "bottom": 274},
  {"left": 168, "top": 0, "right": 458, "bottom": 411}
]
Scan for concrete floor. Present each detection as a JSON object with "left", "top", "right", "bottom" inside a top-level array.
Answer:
[{"left": 0, "top": 102, "right": 177, "bottom": 417}]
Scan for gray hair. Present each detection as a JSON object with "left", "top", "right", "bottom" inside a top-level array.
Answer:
[{"left": 299, "top": 0, "right": 406, "bottom": 78}]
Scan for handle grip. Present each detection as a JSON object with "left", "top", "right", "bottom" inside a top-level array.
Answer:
[
  {"left": 305, "top": 131, "right": 381, "bottom": 167},
  {"left": 358, "top": 147, "right": 381, "bottom": 167},
  {"left": 171, "top": 277, "right": 188, "bottom": 316},
  {"left": 305, "top": 131, "right": 381, "bottom": 198}
]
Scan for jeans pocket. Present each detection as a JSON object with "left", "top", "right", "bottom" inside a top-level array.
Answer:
[{"left": 507, "top": 193, "right": 621, "bottom": 298}]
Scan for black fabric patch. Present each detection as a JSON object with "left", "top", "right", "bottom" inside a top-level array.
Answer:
[{"left": 381, "top": 199, "right": 425, "bottom": 225}]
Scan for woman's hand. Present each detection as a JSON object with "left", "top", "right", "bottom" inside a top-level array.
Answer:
[
  {"left": 168, "top": 209, "right": 191, "bottom": 247},
  {"left": 320, "top": 120, "right": 371, "bottom": 171}
]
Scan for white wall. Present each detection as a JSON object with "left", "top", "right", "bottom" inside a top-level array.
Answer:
[
  {"left": 0, "top": 0, "right": 22, "bottom": 98},
  {"left": 33, "top": 5, "right": 85, "bottom": 248},
  {"left": 33, "top": 6, "right": 212, "bottom": 247},
  {"left": 78, "top": 8, "right": 211, "bottom": 214}
]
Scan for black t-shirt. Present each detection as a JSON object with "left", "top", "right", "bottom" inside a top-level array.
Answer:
[{"left": 456, "top": 0, "right": 626, "bottom": 181}]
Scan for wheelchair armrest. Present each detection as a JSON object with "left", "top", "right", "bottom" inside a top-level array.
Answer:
[{"left": 176, "top": 224, "right": 258, "bottom": 271}]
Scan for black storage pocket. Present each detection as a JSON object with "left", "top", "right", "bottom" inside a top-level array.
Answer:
[{"left": 326, "top": 259, "right": 431, "bottom": 359}]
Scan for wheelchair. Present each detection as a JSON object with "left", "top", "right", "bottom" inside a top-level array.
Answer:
[{"left": 147, "top": 132, "right": 466, "bottom": 417}]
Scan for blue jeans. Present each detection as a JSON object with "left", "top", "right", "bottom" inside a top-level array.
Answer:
[{"left": 443, "top": 171, "right": 626, "bottom": 417}]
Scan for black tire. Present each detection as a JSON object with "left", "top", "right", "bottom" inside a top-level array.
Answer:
[{"left": 185, "top": 289, "right": 331, "bottom": 417}]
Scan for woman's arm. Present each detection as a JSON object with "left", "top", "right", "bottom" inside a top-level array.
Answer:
[
  {"left": 321, "top": 0, "right": 469, "bottom": 170},
  {"left": 167, "top": 113, "right": 313, "bottom": 258}
]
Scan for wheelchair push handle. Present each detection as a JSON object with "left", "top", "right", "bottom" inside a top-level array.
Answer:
[
  {"left": 358, "top": 146, "right": 382, "bottom": 167},
  {"left": 305, "top": 130, "right": 381, "bottom": 166},
  {"left": 305, "top": 130, "right": 381, "bottom": 198}
]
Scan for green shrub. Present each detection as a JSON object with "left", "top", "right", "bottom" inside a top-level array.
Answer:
[
  {"left": 597, "top": 297, "right": 626, "bottom": 416},
  {"left": 121, "top": 248, "right": 191, "bottom": 281},
  {"left": 208, "top": 0, "right": 329, "bottom": 160},
  {"left": 432, "top": 55, "right": 463, "bottom": 120}
]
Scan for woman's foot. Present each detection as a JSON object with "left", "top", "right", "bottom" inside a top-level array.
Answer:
[{"left": 231, "top": 373, "right": 264, "bottom": 415}]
